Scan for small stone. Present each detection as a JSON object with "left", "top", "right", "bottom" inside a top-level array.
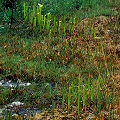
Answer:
[
  {"left": 26, "top": 83, "right": 31, "bottom": 86},
  {"left": 11, "top": 101, "right": 24, "bottom": 106},
  {"left": 12, "top": 113, "right": 18, "bottom": 117}
]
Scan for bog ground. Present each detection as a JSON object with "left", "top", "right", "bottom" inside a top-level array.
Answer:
[{"left": 0, "top": 0, "right": 120, "bottom": 120}]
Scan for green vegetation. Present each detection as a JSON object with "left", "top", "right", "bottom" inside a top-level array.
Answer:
[{"left": 0, "top": 0, "right": 120, "bottom": 119}]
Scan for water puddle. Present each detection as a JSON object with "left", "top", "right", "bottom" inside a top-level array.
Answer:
[
  {"left": 0, "top": 80, "right": 31, "bottom": 88},
  {"left": 0, "top": 80, "right": 42, "bottom": 119},
  {"left": 0, "top": 79, "right": 57, "bottom": 119},
  {"left": 0, "top": 101, "right": 42, "bottom": 119}
]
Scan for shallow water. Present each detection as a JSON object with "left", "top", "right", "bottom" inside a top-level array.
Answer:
[
  {"left": 0, "top": 80, "right": 31, "bottom": 88},
  {"left": 0, "top": 79, "right": 57, "bottom": 119}
]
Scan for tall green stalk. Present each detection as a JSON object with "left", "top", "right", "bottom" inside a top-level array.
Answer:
[
  {"left": 68, "top": 92, "right": 71, "bottom": 113},
  {"left": 53, "top": 18, "right": 57, "bottom": 34},
  {"left": 87, "top": 78, "right": 91, "bottom": 91},
  {"left": 91, "top": 85, "right": 95, "bottom": 102},
  {"left": 30, "top": 2, "right": 37, "bottom": 25},
  {"left": 43, "top": 15, "right": 46, "bottom": 26},
  {"left": 46, "top": 13, "right": 51, "bottom": 33},
  {"left": 77, "top": 85, "right": 81, "bottom": 115},
  {"left": 83, "top": 85, "right": 87, "bottom": 108},
  {"left": 73, "top": 16, "right": 76, "bottom": 26},
  {"left": 58, "top": 20, "right": 62, "bottom": 34},
  {"left": 70, "top": 82, "right": 74, "bottom": 105},
  {"left": 23, "top": 2, "right": 28, "bottom": 21},
  {"left": 91, "top": 26, "right": 97, "bottom": 39},
  {"left": 33, "top": 17, "right": 37, "bottom": 27},
  {"left": 37, "top": 4, "right": 43, "bottom": 32}
]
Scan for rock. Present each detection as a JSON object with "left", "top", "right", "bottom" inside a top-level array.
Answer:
[{"left": 11, "top": 101, "right": 24, "bottom": 106}]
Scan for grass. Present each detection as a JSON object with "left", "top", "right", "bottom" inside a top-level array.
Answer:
[{"left": 0, "top": 0, "right": 120, "bottom": 119}]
